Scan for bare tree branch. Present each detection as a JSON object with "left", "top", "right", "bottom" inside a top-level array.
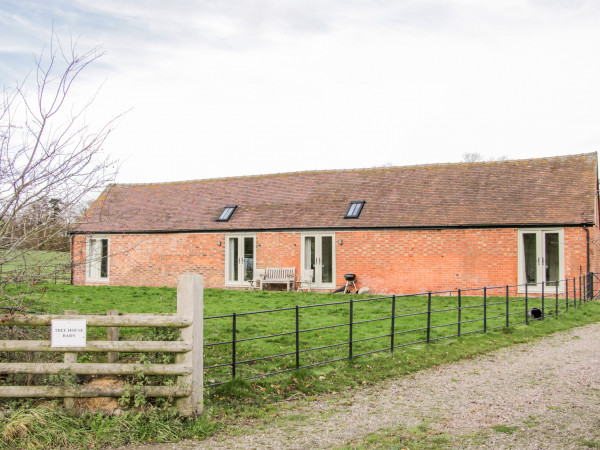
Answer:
[{"left": 0, "top": 31, "right": 121, "bottom": 308}]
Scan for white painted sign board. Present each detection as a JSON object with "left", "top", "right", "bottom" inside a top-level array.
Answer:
[{"left": 51, "top": 319, "right": 87, "bottom": 348}]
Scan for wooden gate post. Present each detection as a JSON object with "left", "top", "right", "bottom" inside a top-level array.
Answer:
[
  {"left": 107, "top": 310, "right": 119, "bottom": 363},
  {"left": 63, "top": 310, "right": 78, "bottom": 409},
  {"left": 175, "top": 274, "right": 204, "bottom": 416}
]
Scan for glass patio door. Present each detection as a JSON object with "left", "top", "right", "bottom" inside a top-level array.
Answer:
[
  {"left": 302, "top": 233, "right": 335, "bottom": 288},
  {"left": 225, "top": 235, "right": 255, "bottom": 286},
  {"left": 520, "top": 229, "right": 563, "bottom": 292}
]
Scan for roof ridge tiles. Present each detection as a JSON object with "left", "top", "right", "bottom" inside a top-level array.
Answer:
[{"left": 113, "top": 152, "right": 597, "bottom": 187}]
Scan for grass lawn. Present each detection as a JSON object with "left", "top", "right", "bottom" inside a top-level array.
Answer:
[
  {"left": 0, "top": 251, "right": 70, "bottom": 283},
  {"left": 1, "top": 284, "right": 599, "bottom": 448},
  {"left": 17, "top": 284, "right": 589, "bottom": 385},
  {"left": 0, "top": 250, "right": 70, "bottom": 269}
]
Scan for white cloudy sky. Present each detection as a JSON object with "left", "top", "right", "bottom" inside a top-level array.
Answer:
[{"left": 1, "top": 0, "right": 599, "bottom": 184}]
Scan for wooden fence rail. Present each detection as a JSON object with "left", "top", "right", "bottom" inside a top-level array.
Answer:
[{"left": 0, "top": 273, "right": 204, "bottom": 415}]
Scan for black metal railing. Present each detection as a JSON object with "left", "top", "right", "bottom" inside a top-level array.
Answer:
[{"left": 203, "top": 273, "right": 597, "bottom": 387}]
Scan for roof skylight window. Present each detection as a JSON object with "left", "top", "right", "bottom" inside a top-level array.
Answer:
[
  {"left": 217, "top": 206, "right": 237, "bottom": 222},
  {"left": 345, "top": 201, "right": 365, "bottom": 219}
]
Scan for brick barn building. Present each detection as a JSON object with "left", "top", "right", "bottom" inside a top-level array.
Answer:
[{"left": 71, "top": 153, "right": 600, "bottom": 294}]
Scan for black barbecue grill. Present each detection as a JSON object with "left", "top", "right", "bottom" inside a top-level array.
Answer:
[{"left": 344, "top": 273, "right": 357, "bottom": 293}]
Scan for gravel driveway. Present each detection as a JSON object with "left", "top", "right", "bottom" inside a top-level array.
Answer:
[{"left": 133, "top": 322, "right": 600, "bottom": 449}]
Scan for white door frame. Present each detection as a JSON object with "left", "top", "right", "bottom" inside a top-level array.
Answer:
[
  {"left": 301, "top": 232, "right": 336, "bottom": 289},
  {"left": 517, "top": 228, "right": 564, "bottom": 293},
  {"left": 225, "top": 233, "right": 256, "bottom": 287}
]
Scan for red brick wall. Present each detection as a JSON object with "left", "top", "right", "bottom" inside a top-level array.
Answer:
[
  {"left": 72, "top": 233, "right": 225, "bottom": 287},
  {"left": 335, "top": 229, "right": 517, "bottom": 294},
  {"left": 72, "top": 226, "right": 594, "bottom": 293}
]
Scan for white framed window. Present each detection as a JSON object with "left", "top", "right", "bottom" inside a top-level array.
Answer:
[
  {"left": 301, "top": 232, "right": 336, "bottom": 289},
  {"left": 86, "top": 235, "right": 109, "bottom": 282},
  {"left": 517, "top": 228, "right": 564, "bottom": 293},
  {"left": 225, "top": 233, "right": 256, "bottom": 287}
]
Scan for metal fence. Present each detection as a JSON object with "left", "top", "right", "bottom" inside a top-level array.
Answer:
[{"left": 204, "top": 273, "right": 596, "bottom": 387}]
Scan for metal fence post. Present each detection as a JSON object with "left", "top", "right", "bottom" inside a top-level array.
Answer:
[
  {"left": 232, "top": 312, "right": 237, "bottom": 378},
  {"left": 525, "top": 284, "right": 529, "bottom": 325},
  {"left": 349, "top": 299, "right": 354, "bottom": 360},
  {"left": 427, "top": 292, "right": 432, "bottom": 343},
  {"left": 458, "top": 289, "right": 462, "bottom": 337},
  {"left": 555, "top": 284, "right": 559, "bottom": 318},
  {"left": 566, "top": 278, "right": 569, "bottom": 311},
  {"left": 505, "top": 285, "right": 509, "bottom": 327},
  {"left": 295, "top": 305, "right": 300, "bottom": 369},
  {"left": 390, "top": 295, "right": 396, "bottom": 353},
  {"left": 483, "top": 287, "right": 487, "bottom": 333},
  {"left": 175, "top": 273, "right": 204, "bottom": 416}
]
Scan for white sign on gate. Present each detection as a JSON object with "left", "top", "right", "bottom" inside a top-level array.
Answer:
[{"left": 51, "top": 319, "right": 87, "bottom": 348}]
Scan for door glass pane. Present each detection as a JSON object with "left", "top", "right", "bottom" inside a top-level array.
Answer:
[
  {"left": 228, "top": 237, "right": 238, "bottom": 282},
  {"left": 305, "top": 237, "right": 315, "bottom": 282},
  {"left": 545, "top": 232, "right": 559, "bottom": 286},
  {"left": 321, "top": 236, "right": 333, "bottom": 284},
  {"left": 100, "top": 239, "right": 109, "bottom": 278},
  {"left": 523, "top": 233, "right": 537, "bottom": 285},
  {"left": 88, "top": 239, "right": 98, "bottom": 277},
  {"left": 243, "top": 237, "right": 254, "bottom": 282}
]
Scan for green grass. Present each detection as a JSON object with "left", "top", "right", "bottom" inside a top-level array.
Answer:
[
  {"left": 0, "top": 250, "right": 69, "bottom": 269},
  {"left": 12, "top": 284, "right": 589, "bottom": 385},
  {"left": 343, "top": 423, "right": 451, "bottom": 449},
  {"left": 0, "top": 284, "right": 599, "bottom": 448},
  {"left": 0, "top": 403, "right": 217, "bottom": 449},
  {"left": 0, "top": 250, "right": 70, "bottom": 284},
  {"left": 493, "top": 424, "right": 519, "bottom": 434}
]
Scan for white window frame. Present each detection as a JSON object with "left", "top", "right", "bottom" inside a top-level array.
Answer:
[
  {"left": 86, "top": 235, "right": 110, "bottom": 283},
  {"left": 517, "top": 228, "right": 564, "bottom": 293},
  {"left": 300, "top": 232, "right": 336, "bottom": 289},
  {"left": 224, "top": 233, "right": 256, "bottom": 287}
]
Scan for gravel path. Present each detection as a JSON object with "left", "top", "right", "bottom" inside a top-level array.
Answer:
[{"left": 133, "top": 322, "right": 600, "bottom": 449}]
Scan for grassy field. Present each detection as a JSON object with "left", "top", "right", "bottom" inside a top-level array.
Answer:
[
  {"left": 0, "top": 250, "right": 70, "bottom": 283},
  {"left": 0, "top": 284, "right": 599, "bottom": 448},
  {"left": 0, "top": 250, "right": 70, "bottom": 269},
  {"left": 15, "top": 284, "right": 588, "bottom": 385}
]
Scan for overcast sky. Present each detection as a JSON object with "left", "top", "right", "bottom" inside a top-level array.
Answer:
[{"left": 1, "top": 0, "right": 599, "bottom": 184}]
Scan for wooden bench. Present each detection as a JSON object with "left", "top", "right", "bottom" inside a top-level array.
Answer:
[{"left": 258, "top": 267, "right": 296, "bottom": 291}]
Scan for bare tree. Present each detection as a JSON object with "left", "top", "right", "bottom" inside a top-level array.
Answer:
[
  {"left": 0, "top": 32, "right": 119, "bottom": 309},
  {"left": 462, "top": 152, "right": 509, "bottom": 163},
  {"left": 462, "top": 152, "right": 483, "bottom": 163}
]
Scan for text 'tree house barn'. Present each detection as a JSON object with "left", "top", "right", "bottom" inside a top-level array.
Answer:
[{"left": 71, "top": 152, "right": 600, "bottom": 294}]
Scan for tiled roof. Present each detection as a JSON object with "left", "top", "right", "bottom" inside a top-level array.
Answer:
[{"left": 73, "top": 153, "right": 598, "bottom": 233}]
